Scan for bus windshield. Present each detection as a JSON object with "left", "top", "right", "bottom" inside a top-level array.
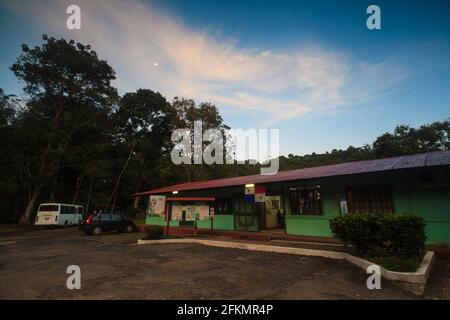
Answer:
[{"left": 39, "top": 205, "right": 59, "bottom": 212}]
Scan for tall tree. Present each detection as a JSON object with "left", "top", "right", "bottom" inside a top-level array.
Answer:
[
  {"left": 171, "top": 97, "right": 230, "bottom": 181},
  {"left": 105, "top": 89, "right": 174, "bottom": 212},
  {"left": 11, "top": 35, "right": 118, "bottom": 223}
]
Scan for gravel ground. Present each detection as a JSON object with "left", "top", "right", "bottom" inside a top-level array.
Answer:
[{"left": 0, "top": 227, "right": 436, "bottom": 299}]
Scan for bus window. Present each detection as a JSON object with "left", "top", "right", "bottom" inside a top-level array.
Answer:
[
  {"left": 39, "top": 205, "right": 59, "bottom": 212},
  {"left": 70, "top": 206, "right": 76, "bottom": 215}
]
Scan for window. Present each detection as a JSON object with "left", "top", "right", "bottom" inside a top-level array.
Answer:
[
  {"left": 39, "top": 205, "right": 59, "bottom": 212},
  {"left": 271, "top": 199, "right": 280, "bottom": 210},
  {"left": 93, "top": 214, "right": 112, "bottom": 221},
  {"left": 60, "top": 206, "right": 69, "bottom": 214},
  {"left": 290, "top": 185, "right": 322, "bottom": 215},
  {"left": 111, "top": 214, "right": 122, "bottom": 221},
  {"left": 346, "top": 184, "right": 394, "bottom": 213},
  {"left": 215, "top": 198, "right": 233, "bottom": 214}
]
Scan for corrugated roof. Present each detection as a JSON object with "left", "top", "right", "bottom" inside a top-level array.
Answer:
[
  {"left": 166, "top": 197, "right": 216, "bottom": 201},
  {"left": 133, "top": 150, "right": 450, "bottom": 196}
]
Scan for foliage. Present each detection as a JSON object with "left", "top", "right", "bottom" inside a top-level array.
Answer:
[
  {"left": 8, "top": 35, "right": 118, "bottom": 223},
  {"left": 330, "top": 213, "right": 426, "bottom": 257},
  {"left": 145, "top": 225, "right": 164, "bottom": 239},
  {"left": 367, "top": 256, "right": 421, "bottom": 272}
]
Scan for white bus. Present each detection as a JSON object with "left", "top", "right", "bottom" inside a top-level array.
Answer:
[{"left": 35, "top": 203, "right": 84, "bottom": 226}]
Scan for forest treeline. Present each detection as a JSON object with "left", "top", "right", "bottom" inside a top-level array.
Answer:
[{"left": 1, "top": 35, "right": 449, "bottom": 223}]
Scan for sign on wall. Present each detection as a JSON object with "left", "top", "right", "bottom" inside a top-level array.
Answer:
[
  {"left": 339, "top": 199, "right": 348, "bottom": 214},
  {"left": 148, "top": 195, "right": 166, "bottom": 216},
  {"left": 171, "top": 205, "right": 210, "bottom": 221}
]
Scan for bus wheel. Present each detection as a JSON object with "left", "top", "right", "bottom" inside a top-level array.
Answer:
[
  {"left": 63, "top": 221, "right": 68, "bottom": 228},
  {"left": 93, "top": 227, "right": 102, "bottom": 235}
]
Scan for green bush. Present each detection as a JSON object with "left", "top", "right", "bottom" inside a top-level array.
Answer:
[
  {"left": 330, "top": 213, "right": 426, "bottom": 257},
  {"left": 381, "top": 213, "right": 426, "bottom": 257},
  {"left": 145, "top": 225, "right": 164, "bottom": 240},
  {"left": 123, "top": 207, "right": 144, "bottom": 219}
]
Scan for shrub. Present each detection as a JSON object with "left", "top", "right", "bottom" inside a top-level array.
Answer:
[
  {"left": 330, "top": 213, "right": 426, "bottom": 257},
  {"left": 124, "top": 207, "right": 144, "bottom": 219},
  {"left": 145, "top": 225, "right": 164, "bottom": 239},
  {"left": 382, "top": 214, "right": 426, "bottom": 257}
]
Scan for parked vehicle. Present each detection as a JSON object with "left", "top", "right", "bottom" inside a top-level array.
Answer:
[
  {"left": 35, "top": 203, "right": 84, "bottom": 227},
  {"left": 79, "top": 213, "right": 135, "bottom": 235}
]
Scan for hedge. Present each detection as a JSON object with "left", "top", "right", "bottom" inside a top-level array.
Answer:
[
  {"left": 330, "top": 213, "right": 426, "bottom": 257},
  {"left": 145, "top": 225, "right": 164, "bottom": 239}
]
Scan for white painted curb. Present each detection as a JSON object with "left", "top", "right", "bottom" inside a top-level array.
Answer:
[{"left": 137, "top": 238, "right": 434, "bottom": 293}]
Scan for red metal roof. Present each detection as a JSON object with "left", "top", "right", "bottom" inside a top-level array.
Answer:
[
  {"left": 166, "top": 197, "right": 215, "bottom": 201},
  {"left": 133, "top": 150, "right": 450, "bottom": 196}
]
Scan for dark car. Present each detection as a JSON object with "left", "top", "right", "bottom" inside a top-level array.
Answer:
[{"left": 79, "top": 213, "right": 135, "bottom": 235}]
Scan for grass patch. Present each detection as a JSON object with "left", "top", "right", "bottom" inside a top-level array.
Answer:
[
  {"left": 0, "top": 224, "right": 21, "bottom": 234},
  {"left": 365, "top": 255, "right": 422, "bottom": 272}
]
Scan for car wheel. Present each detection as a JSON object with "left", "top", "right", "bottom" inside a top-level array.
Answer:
[
  {"left": 92, "top": 226, "right": 102, "bottom": 235},
  {"left": 125, "top": 225, "right": 134, "bottom": 233}
]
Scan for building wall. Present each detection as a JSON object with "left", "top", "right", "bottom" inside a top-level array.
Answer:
[
  {"left": 144, "top": 167, "right": 449, "bottom": 244},
  {"left": 284, "top": 167, "right": 450, "bottom": 244},
  {"left": 146, "top": 214, "right": 235, "bottom": 231}
]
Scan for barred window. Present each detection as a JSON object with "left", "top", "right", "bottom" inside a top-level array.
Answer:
[
  {"left": 290, "top": 186, "right": 322, "bottom": 215},
  {"left": 215, "top": 198, "right": 233, "bottom": 215},
  {"left": 346, "top": 184, "right": 394, "bottom": 214}
]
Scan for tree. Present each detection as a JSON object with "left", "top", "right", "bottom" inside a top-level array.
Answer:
[
  {"left": 171, "top": 97, "right": 231, "bottom": 181},
  {"left": 0, "top": 89, "right": 22, "bottom": 223},
  {"left": 10, "top": 35, "right": 118, "bottom": 223},
  {"left": 373, "top": 119, "right": 450, "bottom": 157},
  {"left": 105, "top": 89, "right": 175, "bottom": 212}
]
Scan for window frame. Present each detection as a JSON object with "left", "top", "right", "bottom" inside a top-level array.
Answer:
[
  {"left": 215, "top": 198, "right": 234, "bottom": 215},
  {"left": 346, "top": 184, "right": 395, "bottom": 214},
  {"left": 289, "top": 185, "right": 323, "bottom": 216}
]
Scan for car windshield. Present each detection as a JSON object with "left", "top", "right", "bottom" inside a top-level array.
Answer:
[{"left": 39, "top": 205, "right": 59, "bottom": 212}]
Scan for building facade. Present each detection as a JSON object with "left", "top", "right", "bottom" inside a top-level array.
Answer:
[{"left": 135, "top": 151, "right": 450, "bottom": 244}]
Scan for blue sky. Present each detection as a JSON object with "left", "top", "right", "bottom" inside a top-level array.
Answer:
[{"left": 1, "top": 0, "right": 449, "bottom": 156}]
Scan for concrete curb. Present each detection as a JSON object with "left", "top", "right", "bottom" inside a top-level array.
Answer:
[{"left": 137, "top": 238, "right": 434, "bottom": 295}]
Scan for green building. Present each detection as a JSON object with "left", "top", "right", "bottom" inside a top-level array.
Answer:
[{"left": 134, "top": 150, "right": 450, "bottom": 244}]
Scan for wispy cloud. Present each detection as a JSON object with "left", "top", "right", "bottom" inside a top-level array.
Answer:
[{"left": 3, "top": 0, "right": 410, "bottom": 126}]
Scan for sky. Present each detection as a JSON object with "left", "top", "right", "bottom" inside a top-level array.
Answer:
[{"left": 0, "top": 0, "right": 449, "bottom": 156}]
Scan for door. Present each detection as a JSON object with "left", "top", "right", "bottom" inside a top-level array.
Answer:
[
  {"left": 264, "top": 196, "right": 282, "bottom": 229},
  {"left": 256, "top": 202, "right": 266, "bottom": 229}
]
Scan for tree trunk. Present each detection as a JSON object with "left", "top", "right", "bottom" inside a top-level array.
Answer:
[
  {"left": 106, "top": 142, "right": 135, "bottom": 213},
  {"left": 72, "top": 175, "right": 85, "bottom": 204},
  {"left": 85, "top": 178, "right": 94, "bottom": 215},
  {"left": 133, "top": 196, "right": 140, "bottom": 209},
  {"left": 111, "top": 188, "right": 118, "bottom": 214},
  {"left": 20, "top": 186, "right": 42, "bottom": 224}
]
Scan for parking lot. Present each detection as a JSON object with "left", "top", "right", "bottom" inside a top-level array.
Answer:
[{"left": 0, "top": 227, "right": 446, "bottom": 299}]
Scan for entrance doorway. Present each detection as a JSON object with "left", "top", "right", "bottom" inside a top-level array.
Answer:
[{"left": 264, "top": 195, "right": 284, "bottom": 229}]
